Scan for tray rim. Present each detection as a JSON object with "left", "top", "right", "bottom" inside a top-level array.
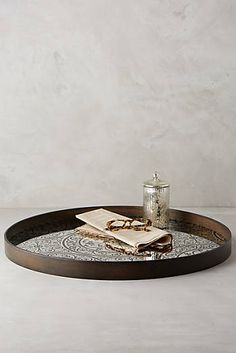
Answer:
[{"left": 4, "top": 206, "right": 232, "bottom": 280}]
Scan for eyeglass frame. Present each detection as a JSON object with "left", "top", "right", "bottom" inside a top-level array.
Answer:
[{"left": 105, "top": 218, "right": 152, "bottom": 232}]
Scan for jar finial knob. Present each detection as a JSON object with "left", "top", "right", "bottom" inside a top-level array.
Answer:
[{"left": 153, "top": 172, "right": 160, "bottom": 181}]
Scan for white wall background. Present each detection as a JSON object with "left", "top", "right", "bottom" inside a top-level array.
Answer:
[{"left": 0, "top": 0, "right": 235, "bottom": 208}]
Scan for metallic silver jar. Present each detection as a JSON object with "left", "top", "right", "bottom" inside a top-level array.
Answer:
[{"left": 143, "top": 172, "right": 170, "bottom": 229}]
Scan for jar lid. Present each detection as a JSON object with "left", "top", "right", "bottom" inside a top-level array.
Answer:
[{"left": 143, "top": 172, "right": 169, "bottom": 188}]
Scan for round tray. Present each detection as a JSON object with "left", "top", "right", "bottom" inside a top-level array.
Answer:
[{"left": 4, "top": 206, "right": 231, "bottom": 280}]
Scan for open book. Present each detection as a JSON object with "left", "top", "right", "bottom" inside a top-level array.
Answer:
[{"left": 75, "top": 208, "right": 172, "bottom": 250}]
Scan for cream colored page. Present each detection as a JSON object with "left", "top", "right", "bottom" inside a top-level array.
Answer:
[{"left": 76, "top": 208, "right": 170, "bottom": 248}]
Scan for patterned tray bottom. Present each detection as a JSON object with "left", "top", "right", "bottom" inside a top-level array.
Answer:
[{"left": 17, "top": 228, "right": 219, "bottom": 262}]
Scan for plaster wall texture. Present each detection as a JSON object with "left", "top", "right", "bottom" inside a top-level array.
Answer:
[{"left": 0, "top": 0, "right": 235, "bottom": 208}]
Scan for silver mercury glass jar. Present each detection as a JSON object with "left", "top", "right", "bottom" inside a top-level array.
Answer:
[{"left": 143, "top": 172, "right": 170, "bottom": 229}]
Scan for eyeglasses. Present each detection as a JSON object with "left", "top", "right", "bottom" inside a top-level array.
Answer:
[{"left": 106, "top": 218, "right": 152, "bottom": 232}]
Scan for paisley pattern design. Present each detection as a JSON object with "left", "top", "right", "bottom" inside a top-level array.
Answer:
[{"left": 18, "top": 228, "right": 219, "bottom": 262}]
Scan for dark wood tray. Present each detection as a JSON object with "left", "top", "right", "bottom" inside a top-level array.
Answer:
[{"left": 4, "top": 206, "right": 231, "bottom": 280}]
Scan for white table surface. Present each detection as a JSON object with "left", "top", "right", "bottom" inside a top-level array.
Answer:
[{"left": 1, "top": 207, "right": 235, "bottom": 353}]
